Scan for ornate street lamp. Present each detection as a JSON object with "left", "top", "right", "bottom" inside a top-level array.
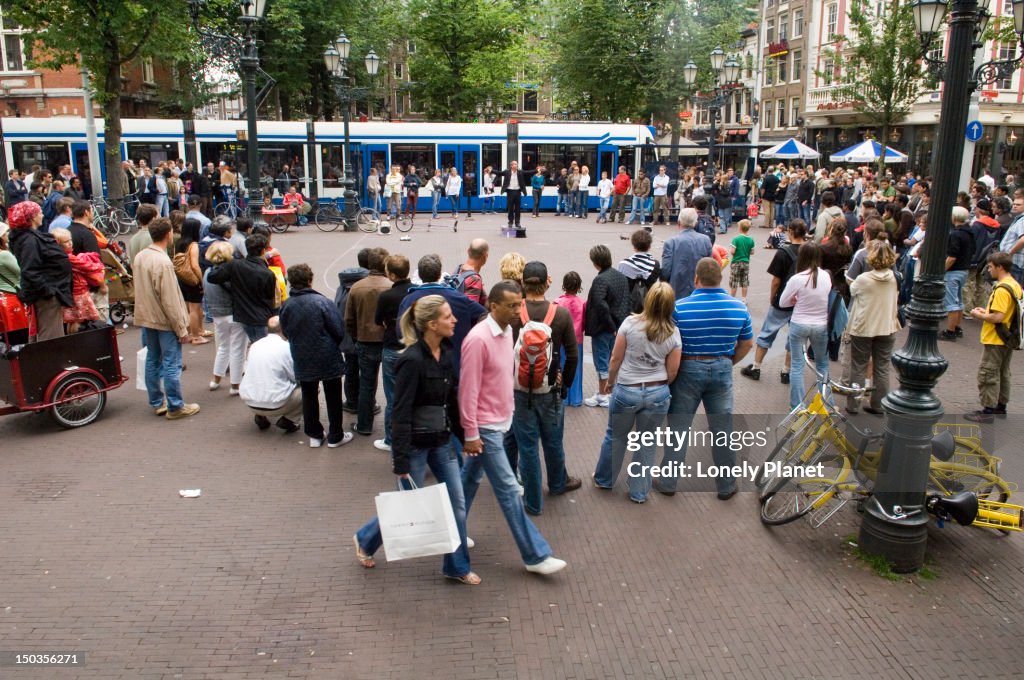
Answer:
[
  {"left": 860, "top": 0, "right": 1024, "bottom": 573},
  {"left": 324, "top": 34, "right": 379, "bottom": 230},
  {"left": 683, "top": 47, "right": 741, "bottom": 176}
]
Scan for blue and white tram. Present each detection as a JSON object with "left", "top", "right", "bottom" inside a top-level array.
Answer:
[{"left": 0, "top": 117, "right": 655, "bottom": 213}]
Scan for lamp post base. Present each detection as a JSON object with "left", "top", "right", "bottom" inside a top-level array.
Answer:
[{"left": 859, "top": 508, "right": 928, "bottom": 573}]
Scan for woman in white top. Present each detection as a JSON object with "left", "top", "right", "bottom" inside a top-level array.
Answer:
[
  {"left": 577, "top": 166, "right": 592, "bottom": 219},
  {"left": 481, "top": 166, "right": 496, "bottom": 214},
  {"left": 592, "top": 282, "right": 682, "bottom": 503},
  {"left": 429, "top": 168, "right": 445, "bottom": 218},
  {"left": 385, "top": 165, "right": 404, "bottom": 218},
  {"left": 779, "top": 242, "right": 832, "bottom": 409},
  {"left": 366, "top": 168, "right": 381, "bottom": 215},
  {"left": 596, "top": 171, "right": 614, "bottom": 223},
  {"left": 445, "top": 166, "right": 463, "bottom": 217}
]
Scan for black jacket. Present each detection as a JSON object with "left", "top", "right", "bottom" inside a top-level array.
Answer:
[
  {"left": 334, "top": 267, "right": 368, "bottom": 353},
  {"left": 10, "top": 228, "right": 73, "bottom": 307},
  {"left": 390, "top": 337, "right": 463, "bottom": 475},
  {"left": 207, "top": 255, "right": 277, "bottom": 326},
  {"left": 797, "top": 179, "right": 815, "bottom": 203},
  {"left": 138, "top": 176, "right": 158, "bottom": 204},
  {"left": 585, "top": 267, "right": 631, "bottom": 336},
  {"left": 279, "top": 287, "right": 345, "bottom": 382},
  {"left": 761, "top": 173, "right": 779, "bottom": 201},
  {"left": 375, "top": 279, "right": 413, "bottom": 350},
  {"left": 498, "top": 169, "right": 529, "bottom": 193}
]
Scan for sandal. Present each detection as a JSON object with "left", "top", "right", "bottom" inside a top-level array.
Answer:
[
  {"left": 190, "top": 336, "right": 211, "bottom": 345},
  {"left": 200, "top": 330, "right": 214, "bottom": 337},
  {"left": 446, "top": 571, "right": 481, "bottom": 585},
  {"left": 353, "top": 535, "right": 375, "bottom": 568}
]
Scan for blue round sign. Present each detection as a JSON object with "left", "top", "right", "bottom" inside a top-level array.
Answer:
[{"left": 966, "top": 121, "right": 984, "bottom": 142}]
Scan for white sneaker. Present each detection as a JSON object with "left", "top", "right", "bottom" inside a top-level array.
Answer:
[
  {"left": 583, "top": 393, "right": 603, "bottom": 407},
  {"left": 525, "top": 557, "right": 567, "bottom": 575},
  {"left": 228, "top": 388, "right": 240, "bottom": 396},
  {"left": 309, "top": 437, "right": 324, "bottom": 448},
  {"left": 209, "top": 381, "right": 220, "bottom": 391},
  {"left": 466, "top": 537, "right": 475, "bottom": 549},
  {"left": 328, "top": 432, "right": 355, "bottom": 448},
  {"left": 373, "top": 439, "right": 392, "bottom": 452}
]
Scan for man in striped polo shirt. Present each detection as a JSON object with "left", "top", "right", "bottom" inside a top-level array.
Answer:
[{"left": 655, "top": 258, "right": 753, "bottom": 500}]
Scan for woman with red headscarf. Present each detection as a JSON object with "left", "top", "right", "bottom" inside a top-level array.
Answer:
[{"left": 7, "top": 201, "right": 72, "bottom": 340}]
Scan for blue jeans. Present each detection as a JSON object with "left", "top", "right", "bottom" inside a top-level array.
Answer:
[
  {"left": 483, "top": 194, "right": 495, "bottom": 213},
  {"left": 512, "top": 390, "right": 568, "bottom": 515},
  {"left": 626, "top": 196, "right": 647, "bottom": 224},
  {"left": 142, "top": 327, "right": 183, "bottom": 412},
  {"left": 598, "top": 196, "right": 611, "bottom": 220},
  {"left": 555, "top": 193, "right": 569, "bottom": 215},
  {"left": 357, "top": 342, "right": 383, "bottom": 432},
  {"left": 242, "top": 323, "right": 267, "bottom": 343},
  {"left": 381, "top": 347, "right": 400, "bottom": 445},
  {"left": 593, "top": 384, "right": 671, "bottom": 502},
  {"left": 561, "top": 342, "right": 584, "bottom": 406},
  {"left": 774, "top": 201, "right": 786, "bottom": 226},
  {"left": 788, "top": 322, "right": 829, "bottom": 409},
  {"left": 943, "top": 269, "right": 968, "bottom": 312},
  {"left": 577, "top": 190, "right": 588, "bottom": 217},
  {"left": 1013, "top": 264, "right": 1024, "bottom": 288},
  {"left": 717, "top": 206, "right": 731, "bottom": 233},
  {"left": 660, "top": 358, "right": 736, "bottom": 495},
  {"left": 431, "top": 190, "right": 442, "bottom": 217},
  {"left": 448, "top": 190, "right": 461, "bottom": 215},
  {"left": 355, "top": 445, "right": 472, "bottom": 578},
  {"left": 462, "top": 428, "right": 552, "bottom": 566},
  {"left": 591, "top": 331, "right": 615, "bottom": 380}
]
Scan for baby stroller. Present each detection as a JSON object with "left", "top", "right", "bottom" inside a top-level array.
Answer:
[{"left": 104, "top": 241, "right": 134, "bottom": 325}]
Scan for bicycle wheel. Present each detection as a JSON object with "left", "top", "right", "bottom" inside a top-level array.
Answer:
[
  {"left": 113, "top": 208, "right": 134, "bottom": 235},
  {"left": 396, "top": 214, "right": 414, "bottom": 232},
  {"left": 760, "top": 475, "right": 842, "bottom": 525},
  {"left": 315, "top": 205, "right": 341, "bottom": 232},
  {"left": 754, "top": 411, "right": 825, "bottom": 494},
  {"left": 214, "top": 202, "right": 231, "bottom": 218},
  {"left": 357, "top": 209, "right": 378, "bottom": 233},
  {"left": 268, "top": 216, "right": 289, "bottom": 234}
]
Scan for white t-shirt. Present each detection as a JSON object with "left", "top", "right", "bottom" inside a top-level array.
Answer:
[
  {"left": 446, "top": 175, "right": 463, "bottom": 195},
  {"left": 779, "top": 268, "right": 832, "bottom": 326},
  {"left": 652, "top": 174, "right": 670, "bottom": 196},
  {"left": 598, "top": 178, "right": 614, "bottom": 198},
  {"left": 616, "top": 315, "right": 682, "bottom": 384},
  {"left": 579, "top": 174, "right": 591, "bottom": 190}
]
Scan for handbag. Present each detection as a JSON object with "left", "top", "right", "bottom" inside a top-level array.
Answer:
[
  {"left": 374, "top": 479, "right": 461, "bottom": 561},
  {"left": 172, "top": 250, "right": 200, "bottom": 287}
]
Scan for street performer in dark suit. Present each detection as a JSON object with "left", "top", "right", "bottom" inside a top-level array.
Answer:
[{"left": 498, "top": 161, "right": 529, "bottom": 236}]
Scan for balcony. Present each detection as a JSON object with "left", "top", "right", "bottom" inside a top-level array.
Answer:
[{"left": 806, "top": 85, "right": 857, "bottom": 112}]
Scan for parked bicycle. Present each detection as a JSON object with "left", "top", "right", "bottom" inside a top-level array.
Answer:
[
  {"left": 214, "top": 193, "right": 245, "bottom": 219},
  {"left": 755, "top": 362, "right": 1023, "bottom": 534},
  {"left": 90, "top": 197, "right": 134, "bottom": 237}
]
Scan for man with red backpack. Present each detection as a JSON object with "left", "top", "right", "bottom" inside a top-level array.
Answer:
[{"left": 509, "top": 261, "right": 582, "bottom": 516}]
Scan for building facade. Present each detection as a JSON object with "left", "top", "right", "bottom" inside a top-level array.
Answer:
[{"left": 758, "top": 0, "right": 814, "bottom": 151}]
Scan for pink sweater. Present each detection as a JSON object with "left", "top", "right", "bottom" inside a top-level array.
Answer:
[
  {"left": 554, "top": 293, "right": 585, "bottom": 342},
  {"left": 459, "top": 315, "right": 515, "bottom": 441}
]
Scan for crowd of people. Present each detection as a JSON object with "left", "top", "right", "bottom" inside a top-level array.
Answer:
[{"left": 3, "top": 150, "right": 1023, "bottom": 583}]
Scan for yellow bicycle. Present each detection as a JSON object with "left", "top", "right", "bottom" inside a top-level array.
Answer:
[{"left": 755, "top": 373, "right": 1023, "bottom": 533}]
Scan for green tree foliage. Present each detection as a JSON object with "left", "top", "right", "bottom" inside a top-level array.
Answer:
[
  {"left": 5, "top": 0, "right": 193, "bottom": 199},
  {"left": 820, "top": 0, "right": 929, "bottom": 173},
  {"left": 405, "top": 0, "right": 529, "bottom": 121}
]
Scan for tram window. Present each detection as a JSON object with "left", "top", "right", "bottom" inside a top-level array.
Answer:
[
  {"left": 481, "top": 143, "right": 502, "bottom": 175},
  {"left": 618, "top": 147, "right": 636, "bottom": 176},
  {"left": 391, "top": 144, "right": 434, "bottom": 183},
  {"left": 12, "top": 142, "right": 69, "bottom": 177},
  {"left": 199, "top": 142, "right": 305, "bottom": 193},
  {"left": 322, "top": 144, "right": 345, "bottom": 187},
  {"left": 521, "top": 144, "right": 597, "bottom": 184},
  {"left": 127, "top": 143, "right": 178, "bottom": 168}
]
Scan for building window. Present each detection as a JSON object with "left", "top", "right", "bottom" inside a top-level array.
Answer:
[
  {"left": 777, "top": 99, "right": 786, "bottom": 128},
  {"left": 763, "top": 100, "right": 774, "bottom": 130},
  {"left": 793, "top": 9, "right": 804, "bottom": 38},
  {"left": 778, "top": 13, "right": 788, "bottom": 41},
  {"left": 823, "top": 58, "right": 835, "bottom": 85},
  {"left": 767, "top": 0, "right": 774, "bottom": 7},
  {"left": 0, "top": 12, "right": 24, "bottom": 72},
  {"left": 766, "top": 18, "right": 775, "bottom": 44},
  {"left": 523, "top": 89, "right": 538, "bottom": 113},
  {"left": 791, "top": 98, "right": 801, "bottom": 128},
  {"left": 791, "top": 49, "right": 802, "bottom": 82},
  {"left": 927, "top": 36, "right": 944, "bottom": 64},
  {"left": 777, "top": 54, "right": 787, "bottom": 83},
  {"left": 827, "top": 4, "right": 839, "bottom": 39},
  {"left": 394, "top": 62, "right": 403, "bottom": 79},
  {"left": 396, "top": 94, "right": 404, "bottom": 116},
  {"left": 142, "top": 57, "right": 155, "bottom": 84},
  {"left": 765, "top": 64, "right": 774, "bottom": 86},
  {"left": 998, "top": 41, "right": 1016, "bottom": 89},
  {"left": 407, "top": 41, "right": 416, "bottom": 54}
]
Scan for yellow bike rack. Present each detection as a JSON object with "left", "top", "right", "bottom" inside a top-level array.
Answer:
[{"left": 973, "top": 499, "right": 1024, "bottom": 532}]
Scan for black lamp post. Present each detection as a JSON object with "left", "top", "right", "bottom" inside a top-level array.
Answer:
[
  {"left": 324, "top": 34, "right": 380, "bottom": 230},
  {"left": 859, "top": 0, "right": 1024, "bottom": 572},
  {"left": 188, "top": 0, "right": 269, "bottom": 215},
  {"left": 476, "top": 98, "right": 497, "bottom": 123},
  {"left": 683, "top": 47, "right": 741, "bottom": 177}
]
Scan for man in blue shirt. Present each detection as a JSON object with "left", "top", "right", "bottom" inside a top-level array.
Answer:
[
  {"left": 661, "top": 207, "right": 712, "bottom": 299},
  {"left": 185, "top": 194, "right": 212, "bottom": 238},
  {"left": 656, "top": 257, "right": 753, "bottom": 500}
]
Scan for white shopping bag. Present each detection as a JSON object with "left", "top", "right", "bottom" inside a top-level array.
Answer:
[
  {"left": 135, "top": 347, "right": 147, "bottom": 391},
  {"left": 374, "top": 481, "right": 461, "bottom": 562}
]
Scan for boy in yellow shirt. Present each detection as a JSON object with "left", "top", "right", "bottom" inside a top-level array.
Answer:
[{"left": 965, "top": 251, "right": 1022, "bottom": 422}]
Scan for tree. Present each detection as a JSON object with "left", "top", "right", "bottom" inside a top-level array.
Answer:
[
  {"left": 5, "top": 1, "right": 193, "bottom": 201},
  {"left": 819, "top": 0, "right": 930, "bottom": 174},
  {"left": 405, "top": 0, "right": 528, "bottom": 121}
]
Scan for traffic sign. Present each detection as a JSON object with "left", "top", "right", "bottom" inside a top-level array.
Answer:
[{"left": 966, "top": 121, "right": 984, "bottom": 142}]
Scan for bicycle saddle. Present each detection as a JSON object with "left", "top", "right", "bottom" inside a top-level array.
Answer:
[
  {"left": 927, "top": 491, "right": 979, "bottom": 526},
  {"left": 930, "top": 430, "right": 955, "bottom": 462}
]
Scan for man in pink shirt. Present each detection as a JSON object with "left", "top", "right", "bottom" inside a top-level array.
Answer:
[{"left": 459, "top": 280, "right": 567, "bottom": 576}]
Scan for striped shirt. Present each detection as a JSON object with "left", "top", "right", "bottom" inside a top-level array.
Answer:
[
  {"left": 617, "top": 252, "right": 658, "bottom": 281},
  {"left": 673, "top": 288, "right": 753, "bottom": 356}
]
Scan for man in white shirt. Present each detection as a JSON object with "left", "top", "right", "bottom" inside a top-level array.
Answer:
[
  {"left": 652, "top": 165, "right": 671, "bottom": 225},
  {"left": 979, "top": 169, "right": 996, "bottom": 192},
  {"left": 239, "top": 316, "right": 303, "bottom": 432}
]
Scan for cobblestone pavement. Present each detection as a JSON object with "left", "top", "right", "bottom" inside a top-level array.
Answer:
[{"left": 1, "top": 213, "right": 1022, "bottom": 679}]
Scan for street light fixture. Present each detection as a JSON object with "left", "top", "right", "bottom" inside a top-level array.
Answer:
[
  {"left": 324, "top": 34, "right": 378, "bottom": 229},
  {"left": 188, "top": 0, "right": 271, "bottom": 216},
  {"left": 860, "top": 0, "right": 1024, "bottom": 573},
  {"left": 684, "top": 47, "right": 740, "bottom": 177}
]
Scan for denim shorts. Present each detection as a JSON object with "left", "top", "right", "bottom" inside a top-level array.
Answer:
[
  {"left": 944, "top": 269, "right": 968, "bottom": 312},
  {"left": 591, "top": 331, "right": 615, "bottom": 379},
  {"left": 755, "top": 305, "right": 793, "bottom": 349}
]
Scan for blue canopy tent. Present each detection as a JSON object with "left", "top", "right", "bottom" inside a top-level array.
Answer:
[
  {"left": 829, "top": 140, "right": 908, "bottom": 164},
  {"left": 760, "top": 137, "right": 821, "bottom": 160}
]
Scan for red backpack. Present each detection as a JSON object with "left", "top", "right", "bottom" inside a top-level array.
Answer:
[{"left": 515, "top": 303, "right": 557, "bottom": 394}]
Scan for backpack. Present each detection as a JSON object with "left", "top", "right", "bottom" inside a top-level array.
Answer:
[
  {"left": 514, "top": 302, "right": 558, "bottom": 395},
  {"left": 695, "top": 213, "right": 716, "bottom": 242},
  {"left": 446, "top": 265, "right": 484, "bottom": 302},
  {"left": 992, "top": 282, "right": 1024, "bottom": 350},
  {"left": 627, "top": 261, "right": 661, "bottom": 314}
]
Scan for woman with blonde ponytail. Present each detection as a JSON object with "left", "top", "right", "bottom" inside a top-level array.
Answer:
[{"left": 354, "top": 295, "right": 480, "bottom": 584}]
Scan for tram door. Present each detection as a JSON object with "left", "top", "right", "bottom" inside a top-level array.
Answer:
[
  {"left": 70, "top": 142, "right": 107, "bottom": 198},
  {"left": 597, "top": 144, "right": 617, "bottom": 214},
  {"left": 438, "top": 144, "right": 480, "bottom": 213},
  {"left": 363, "top": 144, "right": 388, "bottom": 208}
]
